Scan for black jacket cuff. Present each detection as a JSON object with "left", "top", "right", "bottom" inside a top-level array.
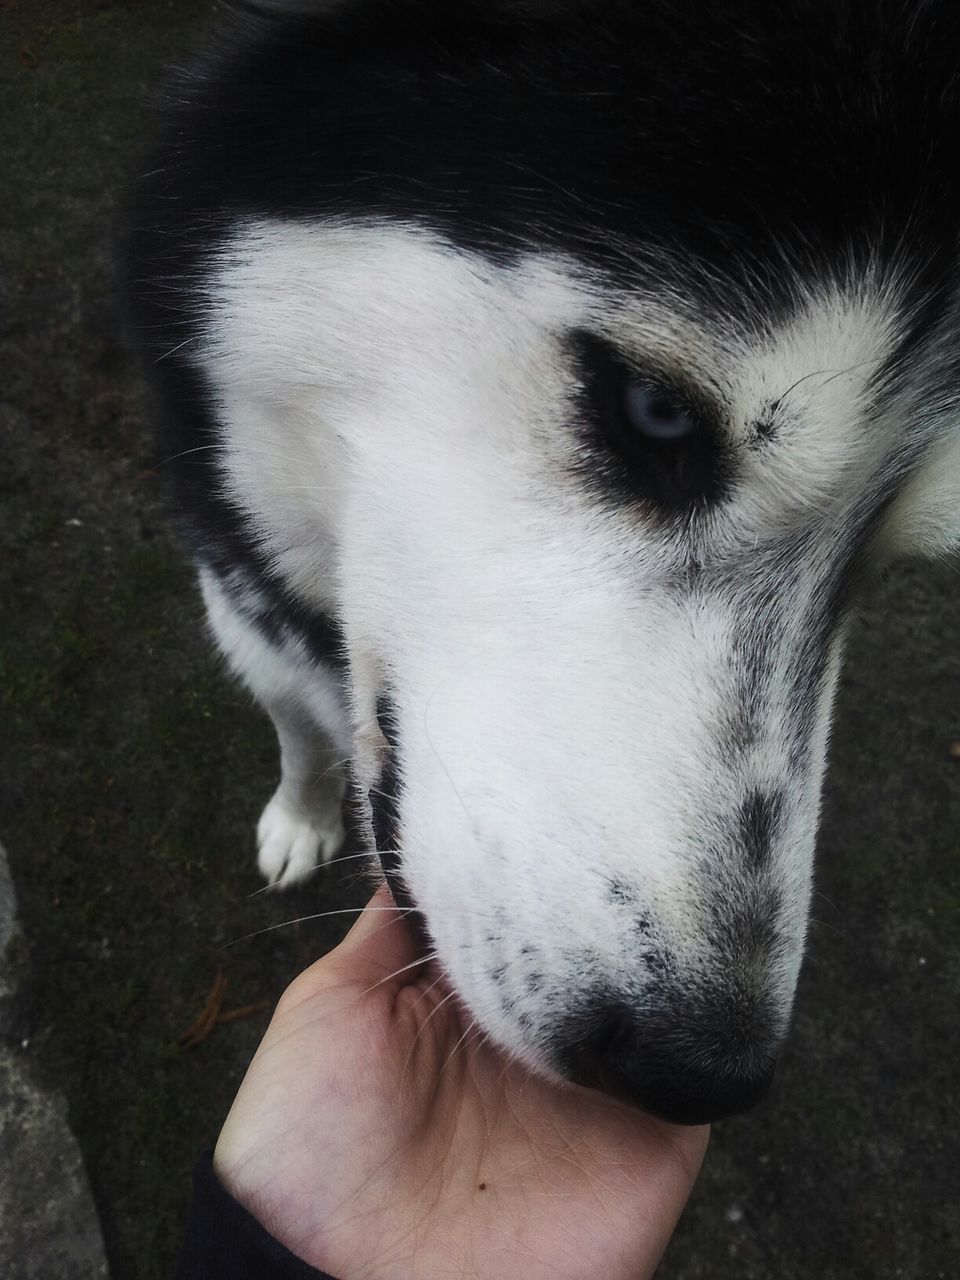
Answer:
[{"left": 175, "top": 1149, "right": 339, "bottom": 1280}]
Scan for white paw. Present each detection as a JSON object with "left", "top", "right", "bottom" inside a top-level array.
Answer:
[{"left": 256, "top": 792, "right": 346, "bottom": 888}]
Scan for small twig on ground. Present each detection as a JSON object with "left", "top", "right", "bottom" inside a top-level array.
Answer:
[
  {"left": 178, "top": 971, "right": 228, "bottom": 1048},
  {"left": 215, "top": 1002, "right": 272, "bottom": 1026},
  {"left": 179, "top": 974, "right": 272, "bottom": 1047}
]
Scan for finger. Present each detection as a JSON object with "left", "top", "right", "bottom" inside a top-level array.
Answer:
[
  {"left": 637, "top": 1122, "right": 710, "bottom": 1273},
  {"left": 669, "top": 1121, "right": 711, "bottom": 1183},
  {"left": 326, "top": 886, "right": 427, "bottom": 989},
  {"left": 272, "top": 887, "right": 427, "bottom": 1018}
]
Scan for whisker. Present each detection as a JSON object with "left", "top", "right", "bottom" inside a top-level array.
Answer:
[
  {"left": 154, "top": 335, "right": 198, "bottom": 362},
  {"left": 300, "top": 757, "right": 353, "bottom": 784},
  {"left": 422, "top": 678, "right": 476, "bottom": 828},
  {"left": 438, "top": 1019, "right": 480, "bottom": 1080},
  {"left": 365, "top": 784, "right": 400, "bottom": 803},
  {"left": 400, "top": 988, "right": 458, "bottom": 1091},
  {"left": 151, "top": 443, "right": 222, "bottom": 468},
  {"left": 776, "top": 360, "right": 873, "bottom": 405},
  {"left": 809, "top": 916, "right": 845, "bottom": 937},
  {"left": 224, "top": 904, "right": 414, "bottom": 947},
  {"left": 813, "top": 889, "right": 847, "bottom": 929},
  {"left": 149, "top": 439, "right": 352, "bottom": 476},
  {"left": 244, "top": 850, "right": 378, "bottom": 897},
  {"left": 359, "top": 951, "right": 438, "bottom": 997},
  {"left": 408, "top": 970, "right": 447, "bottom": 1011}
]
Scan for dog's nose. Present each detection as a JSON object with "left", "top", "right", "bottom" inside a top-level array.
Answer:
[{"left": 558, "top": 1001, "right": 776, "bottom": 1125}]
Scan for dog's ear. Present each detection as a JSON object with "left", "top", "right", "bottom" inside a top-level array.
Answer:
[{"left": 877, "top": 428, "right": 960, "bottom": 561}]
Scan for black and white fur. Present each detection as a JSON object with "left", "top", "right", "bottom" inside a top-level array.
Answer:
[{"left": 126, "top": 0, "right": 960, "bottom": 1124}]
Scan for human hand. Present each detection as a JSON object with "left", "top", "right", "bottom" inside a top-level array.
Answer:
[{"left": 214, "top": 888, "right": 709, "bottom": 1280}]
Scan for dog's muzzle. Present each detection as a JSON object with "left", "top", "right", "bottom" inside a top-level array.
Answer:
[{"left": 553, "top": 991, "right": 779, "bottom": 1124}]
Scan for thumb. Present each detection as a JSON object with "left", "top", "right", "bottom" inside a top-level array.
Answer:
[{"left": 326, "top": 884, "right": 428, "bottom": 990}]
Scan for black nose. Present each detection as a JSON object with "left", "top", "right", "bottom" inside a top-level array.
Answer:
[{"left": 557, "top": 1001, "right": 777, "bottom": 1125}]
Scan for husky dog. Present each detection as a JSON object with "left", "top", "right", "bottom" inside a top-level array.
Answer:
[{"left": 126, "top": 0, "right": 960, "bottom": 1124}]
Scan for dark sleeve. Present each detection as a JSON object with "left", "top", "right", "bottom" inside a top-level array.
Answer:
[{"left": 175, "top": 1149, "right": 340, "bottom": 1280}]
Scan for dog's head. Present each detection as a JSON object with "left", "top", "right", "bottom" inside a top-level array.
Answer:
[{"left": 202, "top": 0, "right": 960, "bottom": 1121}]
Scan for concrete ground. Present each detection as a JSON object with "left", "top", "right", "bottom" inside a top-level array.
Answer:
[
  {"left": 1, "top": 838, "right": 108, "bottom": 1280},
  {"left": 1, "top": 2, "right": 957, "bottom": 1277}
]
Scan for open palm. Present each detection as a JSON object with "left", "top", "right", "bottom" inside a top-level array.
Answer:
[{"left": 215, "top": 889, "right": 708, "bottom": 1280}]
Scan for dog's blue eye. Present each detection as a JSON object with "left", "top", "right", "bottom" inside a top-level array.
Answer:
[
  {"left": 572, "top": 331, "right": 727, "bottom": 515},
  {"left": 623, "top": 383, "right": 695, "bottom": 441}
]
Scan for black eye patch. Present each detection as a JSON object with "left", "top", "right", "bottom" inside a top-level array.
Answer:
[{"left": 571, "top": 332, "right": 730, "bottom": 516}]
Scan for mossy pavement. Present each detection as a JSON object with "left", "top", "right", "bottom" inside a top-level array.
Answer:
[{"left": 0, "top": 3, "right": 957, "bottom": 1277}]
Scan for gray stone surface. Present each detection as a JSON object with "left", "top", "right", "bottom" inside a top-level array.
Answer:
[
  {"left": 0, "top": 1050, "right": 110, "bottom": 1280},
  {"left": 0, "top": 844, "right": 109, "bottom": 1280}
]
